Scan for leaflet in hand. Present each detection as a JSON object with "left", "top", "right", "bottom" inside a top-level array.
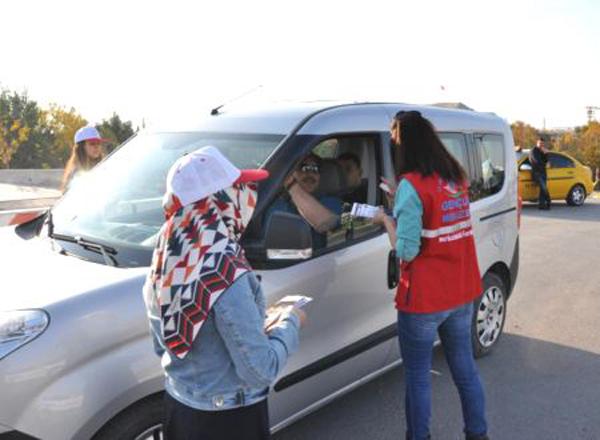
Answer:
[
  {"left": 265, "top": 295, "right": 313, "bottom": 331},
  {"left": 350, "top": 203, "right": 379, "bottom": 218},
  {"left": 275, "top": 295, "right": 313, "bottom": 308}
]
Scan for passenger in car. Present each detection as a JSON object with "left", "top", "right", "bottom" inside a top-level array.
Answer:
[
  {"left": 338, "top": 152, "right": 368, "bottom": 203},
  {"left": 266, "top": 153, "right": 343, "bottom": 249}
]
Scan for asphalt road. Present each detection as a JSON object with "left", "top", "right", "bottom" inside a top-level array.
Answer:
[{"left": 273, "top": 199, "right": 600, "bottom": 440}]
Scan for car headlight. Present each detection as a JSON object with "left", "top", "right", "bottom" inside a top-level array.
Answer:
[{"left": 0, "top": 310, "right": 49, "bottom": 361}]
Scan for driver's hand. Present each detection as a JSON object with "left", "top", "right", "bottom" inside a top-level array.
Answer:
[{"left": 371, "top": 207, "right": 389, "bottom": 226}]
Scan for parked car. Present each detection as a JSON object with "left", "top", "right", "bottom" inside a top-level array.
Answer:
[
  {"left": 516, "top": 149, "right": 594, "bottom": 206},
  {"left": 0, "top": 102, "right": 520, "bottom": 440}
]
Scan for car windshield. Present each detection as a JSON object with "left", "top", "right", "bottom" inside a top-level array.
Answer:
[{"left": 51, "top": 131, "right": 284, "bottom": 252}]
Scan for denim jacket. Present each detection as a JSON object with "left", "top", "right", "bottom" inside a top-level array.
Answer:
[{"left": 147, "top": 272, "right": 300, "bottom": 411}]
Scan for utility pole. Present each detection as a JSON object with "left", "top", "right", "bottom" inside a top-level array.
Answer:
[{"left": 586, "top": 106, "right": 600, "bottom": 123}]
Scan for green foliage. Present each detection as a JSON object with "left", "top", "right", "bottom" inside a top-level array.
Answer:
[
  {"left": 98, "top": 113, "right": 135, "bottom": 153},
  {"left": 0, "top": 89, "right": 54, "bottom": 169},
  {"left": 555, "top": 122, "right": 600, "bottom": 173}
]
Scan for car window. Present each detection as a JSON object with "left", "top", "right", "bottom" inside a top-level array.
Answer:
[
  {"left": 438, "top": 132, "right": 478, "bottom": 200},
  {"left": 548, "top": 153, "right": 574, "bottom": 169},
  {"left": 474, "top": 134, "right": 505, "bottom": 198},
  {"left": 261, "top": 134, "right": 381, "bottom": 262},
  {"left": 439, "top": 133, "right": 469, "bottom": 172},
  {"left": 313, "top": 138, "right": 339, "bottom": 158}
]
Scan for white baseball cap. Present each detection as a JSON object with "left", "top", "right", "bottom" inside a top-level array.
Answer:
[
  {"left": 74, "top": 126, "right": 109, "bottom": 144},
  {"left": 166, "top": 146, "right": 269, "bottom": 206}
]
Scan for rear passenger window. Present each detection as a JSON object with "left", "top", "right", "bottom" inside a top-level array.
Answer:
[
  {"left": 439, "top": 133, "right": 469, "bottom": 172},
  {"left": 548, "top": 153, "right": 574, "bottom": 168},
  {"left": 439, "top": 133, "right": 478, "bottom": 200},
  {"left": 474, "top": 134, "right": 505, "bottom": 198}
]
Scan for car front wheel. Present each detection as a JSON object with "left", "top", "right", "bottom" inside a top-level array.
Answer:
[
  {"left": 566, "top": 184, "right": 586, "bottom": 206},
  {"left": 472, "top": 272, "right": 507, "bottom": 358},
  {"left": 93, "top": 394, "right": 164, "bottom": 440}
]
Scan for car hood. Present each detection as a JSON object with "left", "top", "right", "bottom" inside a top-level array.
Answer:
[{"left": 0, "top": 226, "right": 148, "bottom": 311}]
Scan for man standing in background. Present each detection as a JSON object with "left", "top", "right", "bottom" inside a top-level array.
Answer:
[{"left": 529, "top": 137, "right": 551, "bottom": 210}]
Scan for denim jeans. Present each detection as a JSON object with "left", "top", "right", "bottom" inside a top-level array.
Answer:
[
  {"left": 532, "top": 172, "right": 551, "bottom": 208},
  {"left": 397, "top": 303, "right": 487, "bottom": 440}
]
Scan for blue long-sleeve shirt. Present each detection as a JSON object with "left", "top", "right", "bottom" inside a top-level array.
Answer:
[{"left": 393, "top": 179, "right": 423, "bottom": 262}]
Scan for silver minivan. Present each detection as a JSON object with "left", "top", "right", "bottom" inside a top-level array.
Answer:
[{"left": 0, "top": 102, "right": 519, "bottom": 440}]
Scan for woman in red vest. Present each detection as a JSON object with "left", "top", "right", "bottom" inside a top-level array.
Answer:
[{"left": 373, "top": 111, "right": 489, "bottom": 440}]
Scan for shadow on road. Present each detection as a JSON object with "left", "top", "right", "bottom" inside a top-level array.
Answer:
[
  {"left": 273, "top": 334, "right": 600, "bottom": 440},
  {"left": 521, "top": 200, "right": 600, "bottom": 223}
]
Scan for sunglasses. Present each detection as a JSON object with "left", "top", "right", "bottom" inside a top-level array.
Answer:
[{"left": 300, "top": 163, "right": 320, "bottom": 174}]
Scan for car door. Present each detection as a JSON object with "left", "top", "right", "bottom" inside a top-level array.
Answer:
[
  {"left": 260, "top": 133, "right": 396, "bottom": 427},
  {"left": 517, "top": 157, "right": 539, "bottom": 201},
  {"left": 546, "top": 153, "right": 576, "bottom": 199}
]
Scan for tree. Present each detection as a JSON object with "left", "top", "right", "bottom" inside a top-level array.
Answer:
[
  {"left": 0, "top": 89, "right": 54, "bottom": 169},
  {"left": 0, "top": 116, "right": 29, "bottom": 168},
  {"left": 511, "top": 121, "right": 538, "bottom": 149},
  {"left": 44, "top": 104, "right": 87, "bottom": 167},
  {"left": 98, "top": 113, "right": 135, "bottom": 153},
  {"left": 580, "top": 122, "right": 600, "bottom": 173}
]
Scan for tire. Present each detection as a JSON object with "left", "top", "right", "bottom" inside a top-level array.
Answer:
[
  {"left": 472, "top": 272, "right": 507, "bottom": 358},
  {"left": 93, "top": 394, "right": 165, "bottom": 440},
  {"left": 566, "top": 184, "right": 586, "bottom": 206}
]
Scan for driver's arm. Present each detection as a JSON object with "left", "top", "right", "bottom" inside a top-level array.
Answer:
[{"left": 287, "top": 183, "right": 338, "bottom": 233}]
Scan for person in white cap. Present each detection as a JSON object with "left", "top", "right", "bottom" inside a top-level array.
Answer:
[
  {"left": 143, "top": 146, "right": 305, "bottom": 440},
  {"left": 61, "top": 125, "right": 109, "bottom": 190}
]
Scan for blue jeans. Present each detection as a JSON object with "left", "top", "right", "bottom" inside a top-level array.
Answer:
[
  {"left": 532, "top": 172, "right": 551, "bottom": 208},
  {"left": 397, "top": 303, "right": 487, "bottom": 440}
]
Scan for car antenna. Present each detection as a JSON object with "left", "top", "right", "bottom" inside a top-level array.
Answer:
[{"left": 210, "top": 85, "right": 263, "bottom": 115}]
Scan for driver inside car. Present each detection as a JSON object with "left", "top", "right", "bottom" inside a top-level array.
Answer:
[{"left": 266, "top": 153, "right": 343, "bottom": 250}]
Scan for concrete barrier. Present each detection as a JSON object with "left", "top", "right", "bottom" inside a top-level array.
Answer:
[
  {"left": 0, "top": 169, "right": 63, "bottom": 189},
  {"left": 0, "top": 207, "right": 48, "bottom": 227}
]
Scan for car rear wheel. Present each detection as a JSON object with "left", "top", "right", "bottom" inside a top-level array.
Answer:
[
  {"left": 93, "top": 394, "right": 164, "bottom": 440},
  {"left": 566, "top": 184, "right": 586, "bottom": 206},
  {"left": 472, "top": 272, "right": 507, "bottom": 358}
]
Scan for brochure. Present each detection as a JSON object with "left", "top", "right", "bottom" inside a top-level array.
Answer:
[
  {"left": 265, "top": 295, "right": 313, "bottom": 331},
  {"left": 350, "top": 202, "right": 379, "bottom": 219}
]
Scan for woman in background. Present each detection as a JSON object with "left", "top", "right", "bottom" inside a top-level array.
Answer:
[{"left": 61, "top": 125, "right": 106, "bottom": 190}]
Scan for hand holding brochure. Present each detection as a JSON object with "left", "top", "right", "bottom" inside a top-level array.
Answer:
[
  {"left": 350, "top": 203, "right": 380, "bottom": 219},
  {"left": 265, "top": 295, "right": 313, "bottom": 331}
]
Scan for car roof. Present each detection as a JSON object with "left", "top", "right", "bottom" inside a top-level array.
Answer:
[{"left": 165, "top": 101, "right": 509, "bottom": 136}]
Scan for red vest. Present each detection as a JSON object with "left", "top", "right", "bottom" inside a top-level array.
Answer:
[{"left": 396, "top": 172, "right": 482, "bottom": 313}]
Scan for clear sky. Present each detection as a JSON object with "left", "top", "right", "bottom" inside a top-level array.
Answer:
[{"left": 1, "top": 0, "right": 599, "bottom": 129}]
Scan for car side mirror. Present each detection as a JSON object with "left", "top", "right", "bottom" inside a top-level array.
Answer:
[
  {"left": 265, "top": 211, "right": 313, "bottom": 260},
  {"left": 519, "top": 163, "right": 532, "bottom": 171}
]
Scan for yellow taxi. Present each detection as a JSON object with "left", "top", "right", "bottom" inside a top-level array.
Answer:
[{"left": 517, "top": 150, "right": 594, "bottom": 206}]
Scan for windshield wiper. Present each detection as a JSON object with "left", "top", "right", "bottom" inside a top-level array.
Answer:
[
  {"left": 49, "top": 231, "right": 119, "bottom": 267},
  {"left": 74, "top": 236, "right": 118, "bottom": 267},
  {"left": 45, "top": 210, "right": 118, "bottom": 267}
]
